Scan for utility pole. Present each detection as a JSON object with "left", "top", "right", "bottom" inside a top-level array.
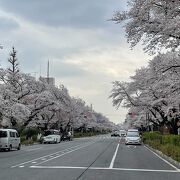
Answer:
[
  {"left": 47, "top": 60, "right": 49, "bottom": 84},
  {"left": 90, "top": 104, "right": 93, "bottom": 112}
]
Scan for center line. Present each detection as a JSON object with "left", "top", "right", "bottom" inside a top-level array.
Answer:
[{"left": 109, "top": 143, "right": 119, "bottom": 169}]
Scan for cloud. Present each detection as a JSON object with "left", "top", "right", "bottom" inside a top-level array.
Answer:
[
  {"left": 64, "top": 46, "right": 150, "bottom": 79},
  {"left": 0, "top": 0, "right": 126, "bottom": 29},
  {"left": 51, "top": 59, "right": 87, "bottom": 77},
  {"left": 0, "top": 16, "right": 19, "bottom": 31},
  {"left": 0, "top": 0, "right": 151, "bottom": 124}
]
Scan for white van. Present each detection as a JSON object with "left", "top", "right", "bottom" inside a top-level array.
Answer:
[{"left": 0, "top": 129, "right": 21, "bottom": 151}]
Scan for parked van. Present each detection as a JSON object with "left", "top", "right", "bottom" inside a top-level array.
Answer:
[{"left": 0, "top": 129, "right": 21, "bottom": 151}]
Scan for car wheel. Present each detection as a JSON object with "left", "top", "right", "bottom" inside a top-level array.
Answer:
[
  {"left": 8, "top": 145, "right": 12, "bottom": 151},
  {"left": 17, "top": 144, "right": 21, "bottom": 150}
]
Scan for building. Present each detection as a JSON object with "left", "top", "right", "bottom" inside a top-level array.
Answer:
[{"left": 39, "top": 76, "right": 55, "bottom": 86}]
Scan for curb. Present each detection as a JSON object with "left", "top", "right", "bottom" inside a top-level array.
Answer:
[
  {"left": 145, "top": 144, "right": 180, "bottom": 169},
  {"left": 21, "top": 143, "right": 40, "bottom": 147}
]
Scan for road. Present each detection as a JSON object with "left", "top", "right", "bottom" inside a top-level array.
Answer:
[{"left": 0, "top": 135, "right": 180, "bottom": 180}]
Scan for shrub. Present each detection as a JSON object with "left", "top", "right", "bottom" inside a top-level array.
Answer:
[
  {"left": 143, "top": 132, "right": 180, "bottom": 162},
  {"left": 32, "top": 135, "right": 37, "bottom": 142},
  {"left": 74, "top": 131, "right": 102, "bottom": 138},
  {"left": 21, "top": 139, "right": 34, "bottom": 145},
  {"left": 22, "top": 128, "right": 40, "bottom": 139}
]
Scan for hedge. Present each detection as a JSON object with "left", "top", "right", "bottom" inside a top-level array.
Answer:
[{"left": 143, "top": 132, "right": 180, "bottom": 162}]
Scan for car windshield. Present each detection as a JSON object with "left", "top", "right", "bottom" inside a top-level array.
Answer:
[
  {"left": 44, "top": 130, "right": 59, "bottom": 136},
  {"left": 127, "top": 132, "right": 139, "bottom": 137},
  {"left": 0, "top": 131, "right": 7, "bottom": 138},
  {"left": 46, "top": 135, "right": 54, "bottom": 137},
  {"left": 120, "top": 131, "right": 126, "bottom": 133}
]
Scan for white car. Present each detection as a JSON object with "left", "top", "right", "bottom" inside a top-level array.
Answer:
[
  {"left": 42, "top": 134, "right": 61, "bottom": 144},
  {"left": 0, "top": 129, "right": 21, "bottom": 151},
  {"left": 127, "top": 129, "right": 139, "bottom": 133},
  {"left": 125, "top": 131, "right": 141, "bottom": 145}
]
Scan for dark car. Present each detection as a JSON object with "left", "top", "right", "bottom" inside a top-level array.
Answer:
[
  {"left": 61, "top": 131, "right": 73, "bottom": 141},
  {"left": 111, "top": 131, "right": 120, "bottom": 137}
]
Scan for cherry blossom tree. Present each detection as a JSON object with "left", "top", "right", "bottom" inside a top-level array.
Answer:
[
  {"left": 112, "top": 0, "right": 180, "bottom": 54},
  {"left": 0, "top": 47, "right": 115, "bottom": 132},
  {"left": 110, "top": 51, "right": 180, "bottom": 134}
]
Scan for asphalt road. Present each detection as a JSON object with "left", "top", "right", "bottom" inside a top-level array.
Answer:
[{"left": 0, "top": 135, "right": 180, "bottom": 180}]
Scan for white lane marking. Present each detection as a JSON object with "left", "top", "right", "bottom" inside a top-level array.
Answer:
[
  {"left": 145, "top": 146, "right": 180, "bottom": 171},
  {"left": 25, "top": 147, "right": 42, "bottom": 151},
  {"left": 31, "top": 166, "right": 87, "bottom": 169},
  {"left": 30, "top": 166, "right": 180, "bottom": 173},
  {"left": 34, "top": 141, "right": 96, "bottom": 166},
  {"left": 109, "top": 143, "right": 119, "bottom": 169},
  {"left": 11, "top": 143, "right": 91, "bottom": 168}
]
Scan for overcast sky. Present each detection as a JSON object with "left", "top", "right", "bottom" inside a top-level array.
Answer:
[{"left": 0, "top": 0, "right": 150, "bottom": 124}]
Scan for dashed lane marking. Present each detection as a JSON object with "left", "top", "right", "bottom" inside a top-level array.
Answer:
[
  {"left": 33, "top": 142, "right": 96, "bottom": 166},
  {"left": 11, "top": 144, "right": 84, "bottom": 168},
  {"left": 11, "top": 141, "right": 96, "bottom": 168}
]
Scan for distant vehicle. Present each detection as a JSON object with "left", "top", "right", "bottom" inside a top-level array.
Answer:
[
  {"left": 61, "top": 131, "right": 73, "bottom": 141},
  {"left": 42, "top": 129, "right": 61, "bottom": 144},
  {"left": 42, "top": 134, "right": 61, "bottom": 144},
  {"left": 111, "top": 131, "right": 120, "bottom": 137},
  {"left": 128, "top": 129, "right": 139, "bottom": 133},
  {"left": 0, "top": 129, "right": 21, "bottom": 151},
  {"left": 125, "top": 130, "right": 141, "bottom": 145},
  {"left": 44, "top": 129, "right": 60, "bottom": 136},
  {"left": 119, "top": 130, "right": 127, "bottom": 137}
]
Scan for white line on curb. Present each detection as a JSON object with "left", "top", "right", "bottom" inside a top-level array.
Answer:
[{"left": 109, "top": 143, "right": 119, "bottom": 169}]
